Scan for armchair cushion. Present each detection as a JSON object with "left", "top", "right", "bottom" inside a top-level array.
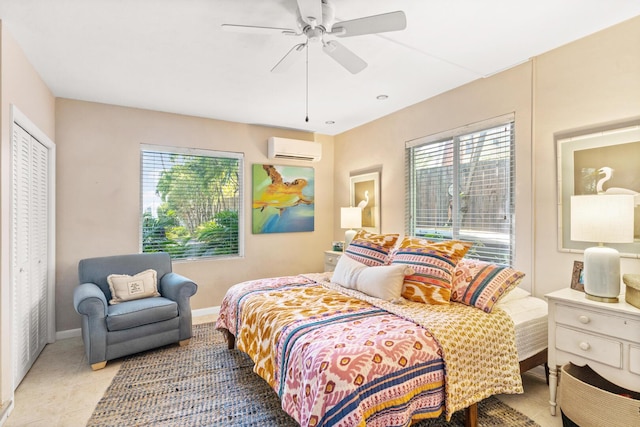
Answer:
[{"left": 106, "top": 297, "right": 178, "bottom": 331}]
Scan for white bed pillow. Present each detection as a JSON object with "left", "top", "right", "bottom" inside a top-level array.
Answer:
[
  {"left": 498, "top": 287, "right": 531, "bottom": 304},
  {"left": 332, "top": 255, "right": 412, "bottom": 301},
  {"left": 332, "top": 255, "right": 365, "bottom": 290}
]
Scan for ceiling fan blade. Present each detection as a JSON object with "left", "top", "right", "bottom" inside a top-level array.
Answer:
[
  {"left": 221, "top": 24, "right": 297, "bottom": 36},
  {"left": 271, "top": 43, "right": 307, "bottom": 73},
  {"left": 332, "top": 11, "right": 406, "bottom": 37},
  {"left": 322, "top": 40, "right": 367, "bottom": 74},
  {"left": 296, "top": 0, "right": 323, "bottom": 27}
]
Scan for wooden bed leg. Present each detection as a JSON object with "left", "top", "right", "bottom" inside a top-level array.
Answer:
[
  {"left": 222, "top": 328, "right": 236, "bottom": 349},
  {"left": 464, "top": 403, "right": 478, "bottom": 427}
]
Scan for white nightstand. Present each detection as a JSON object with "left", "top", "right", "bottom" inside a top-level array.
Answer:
[
  {"left": 546, "top": 288, "right": 640, "bottom": 416},
  {"left": 324, "top": 250, "right": 343, "bottom": 272}
]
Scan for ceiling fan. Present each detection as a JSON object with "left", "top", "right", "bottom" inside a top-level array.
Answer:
[{"left": 222, "top": 0, "right": 407, "bottom": 75}]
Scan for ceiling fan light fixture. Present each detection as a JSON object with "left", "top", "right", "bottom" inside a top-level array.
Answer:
[{"left": 305, "top": 26, "right": 325, "bottom": 42}]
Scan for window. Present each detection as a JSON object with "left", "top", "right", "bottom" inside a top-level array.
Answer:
[
  {"left": 405, "top": 114, "right": 515, "bottom": 264},
  {"left": 141, "top": 145, "right": 243, "bottom": 260}
]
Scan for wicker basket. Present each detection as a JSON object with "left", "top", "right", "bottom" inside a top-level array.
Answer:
[
  {"left": 559, "top": 363, "right": 640, "bottom": 427},
  {"left": 623, "top": 273, "right": 640, "bottom": 309}
]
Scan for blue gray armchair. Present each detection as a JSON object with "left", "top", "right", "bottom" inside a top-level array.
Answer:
[{"left": 73, "top": 253, "right": 197, "bottom": 370}]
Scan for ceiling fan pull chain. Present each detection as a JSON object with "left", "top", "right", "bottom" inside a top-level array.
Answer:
[{"left": 305, "top": 44, "right": 309, "bottom": 122}]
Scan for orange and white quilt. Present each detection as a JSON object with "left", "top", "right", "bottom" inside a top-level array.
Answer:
[{"left": 216, "top": 274, "right": 522, "bottom": 426}]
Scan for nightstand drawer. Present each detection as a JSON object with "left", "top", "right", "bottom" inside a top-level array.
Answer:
[
  {"left": 325, "top": 254, "right": 340, "bottom": 264},
  {"left": 630, "top": 345, "right": 640, "bottom": 375},
  {"left": 556, "top": 304, "right": 640, "bottom": 343},
  {"left": 324, "top": 251, "right": 342, "bottom": 272},
  {"left": 556, "top": 326, "right": 622, "bottom": 368}
]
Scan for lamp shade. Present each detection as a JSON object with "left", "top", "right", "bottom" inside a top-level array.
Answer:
[
  {"left": 570, "top": 194, "right": 635, "bottom": 302},
  {"left": 570, "top": 195, "right": 634, "bottom": 244},
  {"left": 341, "top": 207, "right": 362, "bottom": 248},
  {"left": 341, "top": 207, "right": 362, "bottom": 229}
]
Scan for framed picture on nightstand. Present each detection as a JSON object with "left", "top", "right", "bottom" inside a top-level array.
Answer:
[{"left": 571, "top": 261, "right": 584, "bottom": 292}]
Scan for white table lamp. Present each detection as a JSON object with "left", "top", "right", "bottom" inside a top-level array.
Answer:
[
  {"left": 341, "top": 207, "right": 362, "bottom": 248},
  {"left": 571, "top": 195, "right": 635, "bottom": 302}
]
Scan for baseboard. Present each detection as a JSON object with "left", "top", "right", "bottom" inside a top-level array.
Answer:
[
  {"left": 56, "top": 328, "right": 81, "bottom": 340},
  {"left": 54, "top": 306, "right": 221, "bottom": 341},
  {"left": 0, "top": 399, "right": 14, "bottom": 427},
  {"left": 193, "top": 306, "right": 220, "bottom": 318}
]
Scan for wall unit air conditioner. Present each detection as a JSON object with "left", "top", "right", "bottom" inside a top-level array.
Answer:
[{"left": 267, "top": 137, "right": 321, "bottom": 162}]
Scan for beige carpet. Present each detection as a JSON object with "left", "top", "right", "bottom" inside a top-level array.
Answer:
[{"left": 87, "top": 323, "right": 539, "bottom": 426}]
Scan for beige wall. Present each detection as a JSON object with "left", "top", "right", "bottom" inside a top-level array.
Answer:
[
  {"left": 533, "top": 16, "right": 640, "bottom": 297},
  {"left": 55, "top": 99, "right": 335, "bottom": 331},
  {"left": 0, "top": 21, "right": 56, "bottom": 413},
  {"left": 334, "top": 15, "right": 640, "bottom": 298},
  {"left": 334, "top": 62, "right": 534, "bottom": 290}
]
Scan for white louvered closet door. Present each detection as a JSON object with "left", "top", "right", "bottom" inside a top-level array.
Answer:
[{"left": 11, "top": 122, "right": 49, "bottom": 388}]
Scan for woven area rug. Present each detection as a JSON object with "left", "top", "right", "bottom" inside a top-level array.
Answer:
[{"left": 87, "top": 323, "right": 539, "bottom": 426}]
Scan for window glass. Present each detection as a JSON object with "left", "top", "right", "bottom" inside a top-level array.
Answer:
[
  {"left": 141, "top": 146, "right": 243, "bottom": 260},
  {"left": 406, "top": 118, "right": 515, "bottom": 264}
]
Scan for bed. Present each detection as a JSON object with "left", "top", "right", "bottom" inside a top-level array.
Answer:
[
  {"left": 499, "top": 287, "right": 549, "bottom": 373},
  {"left": 216, "top": 234, "right": 548, "bottom": 427}
]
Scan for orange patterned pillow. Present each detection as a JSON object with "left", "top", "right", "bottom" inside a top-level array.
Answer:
[
  {"left": 344, "top": 230, "right": 399, "bottom": 266},
  {"left": 451, "top": 259, "right": 525, "bottom": 312},
  {"left": 392, "top": 237, "right": 472, "bottom": 304}
]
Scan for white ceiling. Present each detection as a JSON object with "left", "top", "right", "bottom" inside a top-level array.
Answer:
[{"left": 2, "top": 0, "right": 640, "bottom": 136}]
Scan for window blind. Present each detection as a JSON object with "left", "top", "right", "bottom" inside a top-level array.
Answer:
[
  {"left": 141, "top": 146, "right": 243, "bottom": 260},
  {"left": 405, "top": 116, "right": 515, "bottom": 264}
]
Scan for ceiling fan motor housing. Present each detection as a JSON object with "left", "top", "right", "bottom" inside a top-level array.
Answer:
[
  {"left": 306, "top": 26, "right": 324, "bottom": 42},
  {"left": 299, "top": 0, "right": 335, "bottom": 37}
]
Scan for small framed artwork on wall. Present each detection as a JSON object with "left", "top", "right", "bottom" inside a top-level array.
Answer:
[{"left": 350, "top": 169, "right": 380, "bottom": 233}]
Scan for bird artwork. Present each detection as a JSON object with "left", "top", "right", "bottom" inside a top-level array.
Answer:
[
  {"left": 354, "top": 186, "right": 374, "bottom": 228},
  {"left": 357, "top": 190, "right": 369, "bottom": 209},
  {"left": 596, "top": 166, "right": 640, "bottom": 205},
  {"left": 252, "top": 164, "right": 315, "bottom": 234}
]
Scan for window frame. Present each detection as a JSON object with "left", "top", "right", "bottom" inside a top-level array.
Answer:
[
  {"left": 405, "top": 113, "right": 516, "bottom": 264},
  {"left": 140, "top": 144, "right": 244, "bottom": 260}
]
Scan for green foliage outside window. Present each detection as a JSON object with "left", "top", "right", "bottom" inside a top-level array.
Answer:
[{"left": 141, "top": 148, "right": 242, "bottom": 260}]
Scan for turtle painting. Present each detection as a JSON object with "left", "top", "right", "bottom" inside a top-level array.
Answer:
[{"left": 252, "top": 164, "right": 315, "bottom": 233}]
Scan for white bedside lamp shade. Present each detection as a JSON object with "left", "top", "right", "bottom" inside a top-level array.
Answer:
[
  {"left": 571, "top": 195, "right": 635, "bottom": 302},
  {"left": 341, "top": 207, "right": 362, "bottom": 248}
]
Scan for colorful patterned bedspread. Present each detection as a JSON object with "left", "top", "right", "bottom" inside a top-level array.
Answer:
[{"left": 216, "top": 274, "right": 522, "bottom": 426}]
